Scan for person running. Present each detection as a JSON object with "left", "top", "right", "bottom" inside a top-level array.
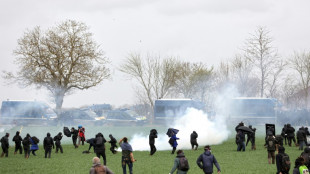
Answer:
[
  {"left": 196, "top": 145, "right": 221, "bottom": 174},
  {"left": 94, "top": 132, "right": 107, "bottom": 165},
  {"left": 89, "top": 157, "right": 114, "bottom": 174},
  {"left": 119, "top": 137, "right": 136, "bottom": 174},
  {"left": 108, "top": 134, "right": 117, "bottom": 154},
  {"left": 170, "top": 132, "right": 180, "bottom": 154},
  {"left": 169, "top": 150, "right": 190, "bottom": 174},
  {"left": 12, "top": 131, "right": 23, "bottom": 155},
  {"left": 149, "top": 129, "right": 158, "bottom": 155},
  {"left": 0, "top": 133, "right": 10, "bottom": 157},
  {"left": 54, "top": 132, "right": 63, "bottom": 153},
  {"left": 190, "top": 131, "right": 198, "bottom": 150},
  {"left": 43, "top": 133, "right": 54, "bottom": 158}
]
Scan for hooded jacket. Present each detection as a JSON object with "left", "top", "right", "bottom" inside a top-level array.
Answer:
[
  {"left": 89, "top": 163, "right": 114, "bottom": 174},
  {"left": 196, "top": 150, "right": 221, "bottom": 173},
  {"left": 170, "top": 152, "right": 189, "bottom": 174},
  {"left": 12, "top": 132, "right": 22, "bottom": 145}
]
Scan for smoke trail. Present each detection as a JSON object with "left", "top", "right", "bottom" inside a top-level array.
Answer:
[{"left": 129, "top": 108, "right": 229, "bottom": 151}]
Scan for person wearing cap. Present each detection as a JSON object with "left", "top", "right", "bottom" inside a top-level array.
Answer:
[
  {"left": 196, "top": 145, "right": 221, "bottom": 174},
  {"left": 89, "top": 156, "right": 114, "bottom": 174},
  {"left": 0, "top": 133, "right": 10, "bottom": 157},
  {"left": 276, "top": 146, "right": 290, "bottom": 174},
  {"left": 12, "top": 131, "right": 23, "bottom": 155}
]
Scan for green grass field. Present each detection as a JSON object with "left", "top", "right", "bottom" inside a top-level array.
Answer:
[{"left": 0, "top": 136, "right": 305, "bottom": 174}]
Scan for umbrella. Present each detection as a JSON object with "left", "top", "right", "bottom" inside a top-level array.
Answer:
[
  {"left": 236, "top": 126, "right": 253, "bottom": 133},
  {"left": 166, "top": 128, "right": 179, "bottom": 137}
]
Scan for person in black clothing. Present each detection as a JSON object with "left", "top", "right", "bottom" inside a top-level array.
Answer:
[
  {"left": 190, "top": 131, "right": 198, "bottom": 150},
  {"left": 246, "top": 125, "right": 256, "bottom": 150},
  {"left": 149, "top": 129, "right": 158, "bottom": 155},
  {"left": 108, "top": 134, "right": 117, "bottom": 154},
  {"left": 22, "top": 134, "right": 31, "bottom": 158},
  {"left": 286, "top": 124, "right": 297, "bottom": 146},
  {"left": 301, "top": 147, "right": 310, "bottom": 169},
  {"left": 44, "top": 132, "right": 54, "bottom": 158},
  {"left": 296, "top": 127, "right": 306, "bottom": 150},
  {"left": 54, "top": 132, "right": 63, "bottom": 153},
  {"left": 236, "top": 130, "right": 245, "bottom": 151},
  {"left": 12, "top": 131, "right": 23, "bottom": 155},
  {"left": 276, "top": 146, "right": 290, "bottom": 174},
  {"left": 0, "top": 133, "right": 10, "bottom": 157},
  {"left": 94, "top": 132, "right": 107, "bottom": 165},
  {"left": 86, "top": 138, "right": 96, "bottom": 153},
  {"left": 235, "top": 122, "right": 244, "bottom": 133},
  {"left": 281, "top": 124, "right": 288, "bottom": 145},
  {"left": 71, "top": 127, "right": 78, "bottom": 148}
]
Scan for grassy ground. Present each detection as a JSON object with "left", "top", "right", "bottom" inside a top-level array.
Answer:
[{"left": 0, "top": 136, "right": 304, "bottom": 174}]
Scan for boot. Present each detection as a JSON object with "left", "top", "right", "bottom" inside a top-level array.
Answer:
[
  {"left": 0, "top": 152, "right": 4, "bottom": 157},
  {"left": 14, "top": 152, "right": 17, "bottom": 155},
  {"left": 254, "top": 145, "right": 256, "bottom": 150}
]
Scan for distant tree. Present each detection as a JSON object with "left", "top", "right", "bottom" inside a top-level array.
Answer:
[
  {"left": 244, "top": 27, "right": 279, "bottom": 97},
  {"left": 289, "top": 51, "right": 310, "bottom": 108},
  {"left": 3, "top": 20, "right": 110, "bottom": 113}
]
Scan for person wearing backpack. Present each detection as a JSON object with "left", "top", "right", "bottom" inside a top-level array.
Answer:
[
  {"left": 196, "top": 145, "right": 221, "bottom": 174},
  {"left": 119, "top": 137, "right": 136, "bottom": 174},
  {"left": 265, "top": 132, "right": 276, "bottom": 164},
  {"left": 292, "top": 156, "right": 309, "bottom": 174},
  {"left": 0, "top": 133, "right": 9, "bottom": 157},
  {"left": 43, "top": 132, "right": 54, "bottom": 158},
  {"left": 89, "top": 156, "right": 114, "bottom": 174},
  {"left": 169, "top": 150, "right": 189, "bottom": 174},
  {"left": 54, "top": 132, "right": 63, "bottom": 153},
  {"left": 190, "top": 131, "right": 198, "bottom": 150},
  {"left": 22, "top": 134, "right": 31, "bottom": 159},
  {"left": 287, "top": 124, "right": 297, "bottom": 147},
  {"left": 301, "top": 147, "right": 310, "bottom": 169},
  {"left": 94, "top": 133, "right": 107, "bottom": 165},
  {"left": 276, "top": 146, "right": 290, "bottom": 174},
  {"left": 12, "top": 131, "right": 23, "bottom": 155}
]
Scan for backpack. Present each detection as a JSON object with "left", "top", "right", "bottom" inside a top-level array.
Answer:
[
  {"left": 96, "top": 136, "right": 104, "bottom": 146},
  {"left": 169, "top": 138, "right": 174, "bottom": 146},
  {"left": 178, "top": 157, "right": 189, "bottom": 171},
  {"left": 281, "top": 154, "right": 291, "bottom": 172},
  {"left": 53, "top": 136, "right": 57, "bottom": 141},
  {"left": 94, "top": 165, "right": 106, "bottom": 174},
  {"left": 32, "top": 136, "right": 39, "bottom": 144},
  {"left": 267, "top": 137, "right": 275, "bottom": 151}
]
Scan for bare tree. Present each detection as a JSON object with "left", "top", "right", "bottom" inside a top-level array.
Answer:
[
  {"left": 3, "top": 20, "right": 110, "bottom": 113},
  {"left": 289, "top": 51, "right": 310, "bottom": 108},
  {"left": 281, "top": 75, "right": 302, "bottom": 109},
  {"left": 120, "top": 53, "right": 181, "bottom": 122},
  {"left": 244, "top": 27, "right": 279, "bottom": 97}
]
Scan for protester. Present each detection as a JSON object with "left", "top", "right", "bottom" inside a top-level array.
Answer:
[
  {"left": 86, "top": 138, "right": 96, "bottom": 153},
  {"left": 43, "top": 132, "right": 54, "bottom": 158},
  {"left": 236, "top": 130, "right": 245, "bottom": 152},
  {"left": 196, "top": 145, "right": 221, "bottom": 174},
  {"left": 190, "top": 131, "right": 198, "bottom": 150},
  {"left": 78, "top": 125, "right": 86, "bottom": 146},
  {"left": 54, "top": 132, "right": 63, "bottom": 153},
  {"left": 0, "top": 133, "right": 10, "bottom": 157},
  {"left": 170, "top": 132, "right": 180, "bottom": 154},
  {"left": 265, "top": 131, "right": 276, "bottom": 164},
  {"left": 119, "top": 137, "right": 136, "bottom": 174},
  {"left": 71, "top": 127, "right": 79, "bottom": 148},
  {"left": 301, "top": 147, "right": 310, "bottom": 169},
  {"left": 12, "top": 131, "right": 23, "bottom": 155},
  {"left": 276, "top": 146, "right": 290, "bottom": 174},
  {"left": 149, "top": 129, "right": 158, "bottom": 155},
  {"left": 235, "top": 122, "right": 244, "bottom": 133},
  {"left": 296, "top": 127, "right": 306, "bottom": 150},
  {"left": 94, "top": 132, "right": 107, "bottom": 165},
  {"left": 246, "top": 125, "right": 256, "bottom": 150},
  {"left": 169, "top": 150, "right": 189, "bottom": 174},
  {"left": 287, "top": 124, "right": 297, "bottom": 147},
  {"left": 292, "top": 156, "right": 309, "bottom": 174},
  {"left": 29, "top": 136, "right": 39, "bottom": 156},
  {"left": 108, "top": 134, "right": 117, "bottom": 154},
  {"left": 89, "top": 157, "right": 114, "bottom": 174},
  {"left": 281, "top": 124, "right": 288, "bottom": 145},
  {"left": 22, "top": 134, "right": 31, "bottom": 159}
]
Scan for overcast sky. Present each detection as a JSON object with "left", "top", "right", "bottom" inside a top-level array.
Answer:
[{"left": 0, "top": 0, "right": 309, "bottom": 108}]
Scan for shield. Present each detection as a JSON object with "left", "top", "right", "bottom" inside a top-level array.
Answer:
[
  {"left": 236, "top": 126, "right": 253, "bottom": 134},
  {"left": 265, "top": 124, "right": 275, "bottom": 136},
  {"left": 166, "top": 128, "right": 179, "bottom": 137}
]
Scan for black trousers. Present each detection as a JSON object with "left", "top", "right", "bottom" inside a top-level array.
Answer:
[
  {"left": 110, "top": 144, "right": 117, "bottom": 153},
  {"left": 24, "top": 148, "right": 30, "bottom": 158},
  {"left": 56, "top": 144, "right": 63, "bottom": 153},
  {"left": 96, "top": 150, "right": 107, "bottom": 165},
  {"left": 45, "top": 147, "right": 52, "bottom": 158},
  {"left": 72, "top": 137, "right": 77, "bottom": 147},
  {"left": 191, "top": 141, "right": 198, "bottom": 149},
  {"left": 15, "top": 143, "right": 23, "bottom": 154},
  {"left": 1, "top": 146, "right": 8, "bottom": 157},
  {"left": 150, "top": 144, "right": 156, "bottom": 155}
]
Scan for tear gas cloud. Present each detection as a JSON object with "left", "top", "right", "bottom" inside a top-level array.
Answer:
[{"left": 130, "top": 108, "right": 230, "bottom": 151}]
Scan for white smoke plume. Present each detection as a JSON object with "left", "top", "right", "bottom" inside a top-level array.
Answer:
[{"left": 130, "top": 108, "right": 229, "bottom": 151}]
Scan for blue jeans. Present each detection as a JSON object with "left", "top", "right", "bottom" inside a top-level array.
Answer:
[
  {"left": 122, "top": 156, "right": 133, "bottom": 174},
  {"left": 237, "top": 142, "right": 245, "bottom": 151}
]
